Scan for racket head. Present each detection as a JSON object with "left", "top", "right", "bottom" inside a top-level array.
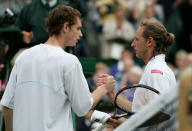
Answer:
[{"left": 114, "top": 84, "right": 160, "bottom": 116}]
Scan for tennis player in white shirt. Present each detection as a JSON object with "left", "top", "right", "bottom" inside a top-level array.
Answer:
[
  {"left": 106, "top": 19, "right": 176, "bottom": 128},
  {"left": 1, "top": 5, "right": 115, "bottom": 131}
]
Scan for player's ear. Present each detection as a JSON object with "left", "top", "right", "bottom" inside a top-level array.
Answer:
[
  {"left": 63, "top": 22, "right": 69, "bottom": 33},
  {"left": 147, "top": 37, "right": 155, "bottom": 47}
]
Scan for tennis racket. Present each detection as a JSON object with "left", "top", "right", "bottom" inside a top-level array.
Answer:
[
  {"left": 93, "top": 84, "right": 160, "bottom": 131},
  {"left": 112, "top": 84, "right": 160, "bottom": 119}
]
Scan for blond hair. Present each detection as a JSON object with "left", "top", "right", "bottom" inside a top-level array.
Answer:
[{"left": 140, "top": 19, "right": 175, "bottom": 55}]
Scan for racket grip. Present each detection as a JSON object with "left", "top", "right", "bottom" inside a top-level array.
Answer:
[{"left": 112, "top": 113, "right": 129, "bottom": 119}]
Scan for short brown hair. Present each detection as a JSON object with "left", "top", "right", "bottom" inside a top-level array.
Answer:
[
  {"left": 46, "top": 5, "right": 81, "bottom": 36},
  {"left": 140, "top": 19, "right": 175, "bottom": 55}
]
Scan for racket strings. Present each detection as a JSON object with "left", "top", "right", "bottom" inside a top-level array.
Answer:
[
  {"left": 113, "top": 84, "right": 160, "bottom": 118},
  {"left": 116, "top": 94, "right": 132, "bottom": 112}
]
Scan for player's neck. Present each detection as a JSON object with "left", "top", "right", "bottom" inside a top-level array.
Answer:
[
  {"left": 144, "top": 57, "right": 151, "bottom": 65},
  {"left": 45, "top": 36, "right": 66, "bottom": 49},
  {"left": 144, "top": 52, "right": 164, "bottom": 64},
  {"left": 143, "top": 51, "right": 153, "bottom": 64}
]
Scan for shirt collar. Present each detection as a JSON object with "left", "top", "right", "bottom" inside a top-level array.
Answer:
[
  {"left": 152, "top": 54, "right": 165, "bottom": 61},
  {"left": 41, "top": 0, "right": 57, "bottom": 8},
  {"left": 145, "top": 54, "right": 165, "bottom": 70}
]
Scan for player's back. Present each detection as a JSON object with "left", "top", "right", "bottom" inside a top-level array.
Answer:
[{"left": 13, "top": 44, "right": 76, "bottom": 131}]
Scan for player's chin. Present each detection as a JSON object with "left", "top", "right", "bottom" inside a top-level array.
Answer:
[
  {"left": 74, "top": 40, "right": 78, "bottom": 46},
  {"left": 69, "top": 42, "right": 77, "bottom": 47},
  {"left": 136, "top": 53, "right": 141, "bottom": 58}
]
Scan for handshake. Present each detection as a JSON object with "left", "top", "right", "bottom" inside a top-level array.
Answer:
[
  {"left": 90, "top": 74, "right": 116, "bottom": 109},
  {"left": 97, "top": 74, "right": 116, "bottom": 93},
  {"left": 87, "top": 74, "right": 125, "bottom": 130}
]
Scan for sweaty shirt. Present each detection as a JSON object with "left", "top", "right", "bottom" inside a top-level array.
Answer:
[
  {"left": 132, "top": 54, "right": 176, "bottom": 112},
  {"left": 1, "top": 44, "right": 93, "bottom": 131}
]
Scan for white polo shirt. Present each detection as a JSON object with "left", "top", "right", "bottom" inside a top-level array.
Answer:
[
  {"left": 132, "top": 54, "right": 176, "bottom": 112},
  {"left": 1, "top": 44, "right": 93, "bottom": 131}
]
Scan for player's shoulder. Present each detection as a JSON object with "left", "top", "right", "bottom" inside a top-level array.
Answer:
[
  {"left": 62, "top": 51, "right": 78, "bottom": 59},
  {"left": 14, "top": 46, "right": 36, "bottom": 63},
  {"left": 59, "top": 52, "right": 82, "bottom": 72},
  {"left": 146, "top": 61, "right": 168, "bottom": 76},
  {"left": 61, "top": 51, "right": 80, "bottom": 64},
  {"left": 148, "top": 63, "right": 174, "bottom": 77}
]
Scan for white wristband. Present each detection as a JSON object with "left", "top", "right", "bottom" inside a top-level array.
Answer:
[{"left": 91, "top": 110, "right": 111, "bottom": 124}]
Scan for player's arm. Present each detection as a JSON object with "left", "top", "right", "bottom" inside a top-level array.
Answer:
[
  {"left": 64, "top": 62, "right": 115, "bottom": 116},
  {"left": 84, "top": 74, "right": 115, "bottom": 116},
  {"left": 107, "top": 89, "right": 132, "bottom": 112},
  {"left": 4, "top": 106, "right": 13, "bottom": 131},
  {"left": 96, "top": 74, "right": 132, "bottom": 112},
  {"left": 1, "top": 64, "right": 17, "bottom": 131},
  {"left": 85, "top": 75, "right": 116, "bottom": 120},
  {"left": 91, "top": 75, "right": 115, "bottom": 108}
]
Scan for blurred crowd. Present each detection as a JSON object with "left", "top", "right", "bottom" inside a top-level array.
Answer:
[{"left": 0, "top": 0, "right": 192, "bottom": 130}]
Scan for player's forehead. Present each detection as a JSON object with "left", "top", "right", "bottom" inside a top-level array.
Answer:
[
  {"left": 136, "top": 26, "right": 144, "bottom": 37},
  {"left": 74, "top": 17, "right": 82, "bottom": 27}
]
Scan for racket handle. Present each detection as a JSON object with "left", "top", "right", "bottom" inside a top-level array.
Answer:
[{"left": 112, "top": 113, "right": 129, "bottom": 119}]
